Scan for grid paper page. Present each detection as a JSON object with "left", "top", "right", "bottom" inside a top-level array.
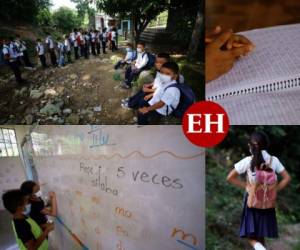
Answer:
[{"left": 206, "top": 24, "right": 300, "bottom": 100}]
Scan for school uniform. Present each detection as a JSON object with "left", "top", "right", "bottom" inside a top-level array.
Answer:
[
  {"left": 36, "top": 42, "right": 47, "bottom": 68},
  {"left": 64, "top": 39, "right": 72, "bottom": 63},
  {"left": 2, "top": 44, "right": 23, "bottom": 83},
  {"left": 74, "top": 33, "right": 80, "bottom": 59},
  {"left": 234, "top": 150, "right": 285, "bottom": 238},
  {"left": 111, "top": 31, "right": 117, "bottom": 52},
  {"left": 96, "top": 32, "right": 101, "bottom": 55},
  {"left": 12, "top": 216, "right": 48, "bottom": 250},
  {"left": 125, "top": 51, "right": 149, "bottom": 87},
  {"left": 114, "top": 49, "right": 137, "bottom": 70},
  {"left": 84, "top": 34, "right": 90, "bottom": 59},
  {"left": 57, "top": 42, "right": 65, "bottom": 67},
  {"left": 137, "top": 79, "right": 181, "bottom": 125},
  {"left": 45, "top": 36, "right": 57, "bottom": 66},
  {"left": 15, "top": 39, "right": 33, "bottom": 68},
  {"left": 91, "top": 32, "right": 97, "bottom": 56},
  {"left": 101, "top": 32, "right": 108, "bottom": 54}
]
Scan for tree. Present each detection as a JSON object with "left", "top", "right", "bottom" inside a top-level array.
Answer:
[
  {"left": 187, "top": 1, "right": 203, "bottom": 61},
  {"left": 95, "top": 0, "right": 168, "bottom": 44},
  {"left": 52, "top": 7, "right": 81, "bottom": 33},
  {"left": 71, "top": 0, "right": 96, "bottom": 28}
]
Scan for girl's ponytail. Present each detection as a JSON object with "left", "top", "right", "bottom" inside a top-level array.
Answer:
[{"left": 249, "top": 131, "right": 269, "bottom": 172}]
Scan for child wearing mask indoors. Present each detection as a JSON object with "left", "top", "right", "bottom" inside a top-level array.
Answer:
[
  {"left": 20, "top": 181, "right": 57, "bottom": 231},
  {"left": 2, "top": 189, "right": 54, "bottom": 250}
]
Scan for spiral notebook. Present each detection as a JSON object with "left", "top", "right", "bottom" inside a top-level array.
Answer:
[{"left": 206, "top": 24, "right": 300, "bottom": 124}]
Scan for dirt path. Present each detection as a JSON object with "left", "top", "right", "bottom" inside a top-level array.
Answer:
[{"left": 0, "top": 52, "right": 138, "bottom": 125}]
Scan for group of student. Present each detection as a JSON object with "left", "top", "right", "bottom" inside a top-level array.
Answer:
[
  {"left": 1, "top": 26, "right": 118, "bottom": 84},
  {"left": 2, "top": 181, "right": 57, "bottom": 250},
  {"left": 115, "top": 42, "right": 196, "bottom": 125}
]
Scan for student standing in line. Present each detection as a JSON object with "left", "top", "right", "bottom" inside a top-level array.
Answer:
[
  {"left": 2, "top": 189, "right": 54, "bottom": 250},
  {"left": 57, "top": 37, "right": 66, "bottom": 67},
  {"left": 45, "top": 33, "right": 57, "bottom": 67},
  {"left": 36, "top": 39, "right": 47, "bottom": 68},
  {"left": 227, "top": 131, "right": 291, "bottom": 250},
  {"left": 64, "top": 35, "right": 72, "bottom": 63},
  {"left": 20, "top": 181, "right": 57, "bottom": 230},
  {"left": 91, "top": 30, "right": 97, "bottom": 56},
  {"left": 101, "top": 28, "right": 108, "bottom": 54},
  {"left": 74, "top": 29, "right": 81, "bottom": 59},
  {"left": 111, "top": 27, "right": 118, "bottom": 52},
  {"left": 2, "top": 38, "right": 25, "bottom": 84},
  {"left": 15, "top": 35, "right": 34, "bottom": 68},
  {"left": 95, "top": 30, "right": 101, "bottom": 55},
  {"left": 84, "top": 31, "right": 90, "bottom": 59},
  {"left": 122, "top": 42, "right": 149, "bottom": 89}
]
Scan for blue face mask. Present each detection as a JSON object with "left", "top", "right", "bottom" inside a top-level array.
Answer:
[{"left": 23, "top": 204, "right": 31, "bottom": 216}]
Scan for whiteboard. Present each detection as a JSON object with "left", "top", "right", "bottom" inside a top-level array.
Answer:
[
  {"left": 0, "top": 157, "right": 26, "bottom": 210},
  {"left": 31, "top": 126, "right": 205, "bottom": 250}
]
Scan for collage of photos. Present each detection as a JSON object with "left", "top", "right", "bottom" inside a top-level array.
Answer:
[{"left": 0, "top": 1, "right": 300, "bottom": 250}]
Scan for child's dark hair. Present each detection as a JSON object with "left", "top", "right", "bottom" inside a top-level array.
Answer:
[
  {"left": 137, "top": 42, "right": 145, "bottom": 47},
  {"left": 157, "top": 53, "right": 171, "bottom": 61},
  {"left": 2, "top": 189, "right": 26, "bottom": 214},
  {"left": 126, "top": 43, "right": 133, "bottom": 48},
  {"left": 20, "top": 180, "right": 36, "bottom": 195},
  {"left": 249, "top": 131, "right": 270, "bottom": 172},
  {"left": 161, "top": 62, "right": 179, "bottom": 75}
]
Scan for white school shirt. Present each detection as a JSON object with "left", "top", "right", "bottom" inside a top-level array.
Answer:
[
  {"left": 149, "top": 79, "right": 181, "bottom": 116},
  {"left": 36, "top": 43, "right": 45, "bottom": 55},
  {"left": 15, "top": 40, "right": 26, "bottom": 56},
  {"left": 124, "top": 50, "right": 136, "bottom": 62},
  {"left": 91, "top": 32, "right": 96, "bottom": 42},
  {"left": 64, "top": 39, "right": 71, "bottom": 52},
  {"left": 111, "top": 31, "right": 116, "bottom": 41},
  {"left": 57, "top": 42, "right": 64, "bottom": 53},
  {"left": 8, "top": 42, "right": 19, "bottom": 60},
  {"left": 234, "top": 150, "right": 285, "bottom": 184},
  {"left": 2, "top": 45, "right": 12, "bottom": 61},
  {"left": 45, "top": 36, "right": 54, "bottom": 49},
  {"left": 135, "top": 52, "right": 149, "bottom": 69}
]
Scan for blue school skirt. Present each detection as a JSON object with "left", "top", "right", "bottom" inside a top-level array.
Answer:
[{"left": 239, "top": 193, "right": 278, "bottom": 238}]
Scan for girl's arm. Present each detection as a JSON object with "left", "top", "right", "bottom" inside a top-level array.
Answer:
[
  {"left": 277, "top": 170, "right": 291, "bottom": 192},
  {"left": 41, "top": 192, "right": 57, "bottom": 217},
  {"left": 226, "top": 169, "right": 247, "bottom": 189}
]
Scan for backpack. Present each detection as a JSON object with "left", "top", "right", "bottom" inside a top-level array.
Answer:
[
  {"left": 164, "top": 82, "right": 196, "bottom": 118},
  {"left": 247, "top": 157, "right": 277, "bottom": 209},
  {"left": 76, "top": 35, "right": 82, "bottom": 46},
  {"left": 142, "top": 52, "right": 156, "bottom": 69}
]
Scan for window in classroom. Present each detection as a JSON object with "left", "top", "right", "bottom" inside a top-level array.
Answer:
[{"left": 0, "top": 128, "right": 19, "bottom": 157}]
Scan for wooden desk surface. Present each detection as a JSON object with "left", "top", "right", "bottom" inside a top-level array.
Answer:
[{"left": 206, "top": 0, "right": 300, "bottom": 32}]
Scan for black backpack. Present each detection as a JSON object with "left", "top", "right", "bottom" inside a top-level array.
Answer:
[{"left": 165, "top": 82, "right": 196, "bottom": 118}]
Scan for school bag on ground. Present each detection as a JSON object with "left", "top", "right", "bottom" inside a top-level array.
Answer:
[
  {"left": 165, "top": 82, "right": 196, "bottom": 118},
  {"left": 247, "top": 157, "right": 277, "bottom": 209}
]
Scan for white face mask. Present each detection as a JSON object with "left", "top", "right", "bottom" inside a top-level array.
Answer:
[
  {"left": 23, "top": 204, "right": 31, "bottom": 216},
  {"left": 137, "top": 48, "right": 142, "bottom": 53},
  {"left": 159, "top": 73, "right": 172, "bottom": 84},
  {"left": 35, "top": 190, "right": 43, "bottom": 198}
]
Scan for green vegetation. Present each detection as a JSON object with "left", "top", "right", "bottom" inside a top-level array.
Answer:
[{"left": 207, "top": 126, "right": 300, "bottom": 249}]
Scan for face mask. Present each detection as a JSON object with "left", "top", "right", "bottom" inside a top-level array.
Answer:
[
  {"left": 126, "top": 48, "right": 131, "bottom": 52},
  {"left": 137, "top": 48, "right": 142, "bottom": 53},
  {"left": 159, "top": 74, "right": 172, "bottom": 84},
  {"left": 35, "top": 190, "right": 43, "bottom": 198},
  {"left": 23, "top": 204, "right": 31, "bottom": 216}
]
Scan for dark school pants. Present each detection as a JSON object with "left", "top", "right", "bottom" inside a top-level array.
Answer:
[
  {"left": 125, "top": 66, "right": 144, "bottom": 87},
  {"left": 39, "top": 55, "right": 47, "bottom": 68},
  {"left": 137, "top": 99, "right": 163, "bottom": 125},
  {"left": 6, "top": 60, "right": 23, "bottom": 83},
  {"left": 49, "top": 49, "right": 57, "bottom": 66}
]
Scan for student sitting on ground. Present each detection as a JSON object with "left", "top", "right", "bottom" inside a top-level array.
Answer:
[
  {"left": 122, "top": 42, "right": 150, "bottom": 89},
  {"left": 2, "top": 38, "right": 26, "bottom": 84},
  {"left": 15, "top": 35, "right": 34, "bottom": 69},
  {"left": 114, "top": 43, "right": 137, "bottom": 70},
  {"left": 137, "top": 62, "right": 181, "bottom": 124},
  {"left": 122, "top": 53, "right": 184, "bottom": 109},
  {"left": 36, "top": 39, "right": 47, "bottom": 68},
  {"left": 20, "top": 181, "right": 57, "bottom": 231},
  {"left": 2, "top": 189, "right": 54, "bottom": 250}
]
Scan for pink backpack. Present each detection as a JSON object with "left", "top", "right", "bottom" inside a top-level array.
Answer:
[{"left": 247, "top": 157, "right": 277, "bottom": 209}]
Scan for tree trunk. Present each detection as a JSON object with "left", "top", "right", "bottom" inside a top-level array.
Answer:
[{"left": 187, "top": 5, "right": 203, "bottom": 61}]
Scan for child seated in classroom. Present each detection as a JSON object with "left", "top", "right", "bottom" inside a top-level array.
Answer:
[
  {"left": 20, "top": 181, "right": 57, "bottom": 231},
  {"left": 114, "top": 43, "right": 137, "bottom": 70},
  {"left": 121, "top": 42, "right": 150, "bottom": 89},
  {"left": 2, "top": 189, "right": 54, "bottom": 250},
  {"left": 205, "top": 26, "right": 255, "bottom": 82},
  {"left": 137, "top": 62, "right": 183, "bottom": 125}
]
